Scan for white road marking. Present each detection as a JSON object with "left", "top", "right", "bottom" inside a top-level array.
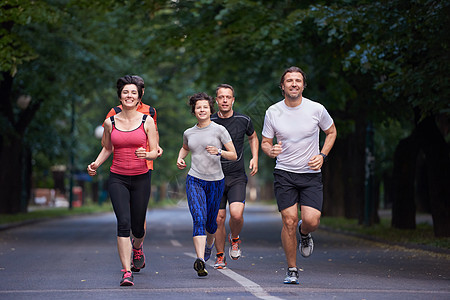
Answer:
[
  {"left": 170, "top": 239, "right": 182, "bottom": 247},
  {"left": 184, "top": 252, "right": 283, "bottom": 300}
]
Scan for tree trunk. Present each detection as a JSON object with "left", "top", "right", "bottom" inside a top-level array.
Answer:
[
  {"left": 415, "top": 151, "right": 430, "bottom": 213},
  {"left": 322, "top": 139, "right": 346, "bottom": 217},
  {"left": 322, "top": 123, "right": 365, "bottom": 219},
  {"left": 0, "top": 71, "right": 41, "bottom": 214},
  {"left": 0, "top": 136, "right": 25, "bottom": 214},
  {"left": 391, "top": 116, "right": 450, "bottom": 236},
  {"left": 391, "top": 135, "right": 418, "bottom": 229},
  {"left": 416, "top": 117, "right": 450, "bottom": 237}
]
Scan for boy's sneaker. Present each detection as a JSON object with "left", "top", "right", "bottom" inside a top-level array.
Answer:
[
  {"left": 193, "top": 258, "right": 208, "bottom": 277},
  {"left": 120, "top": 269, "right": 134, "bottom": 286},
  {"left": 204, "top": 240, "right": 214, "bottom": 262},
  {"left": 283, "top": 267, "right": 299, "bottom": 284},
  {"left": 298, "top": 220, "right": 314, "bottom": 258},
  {"left": 228, "top": 233, "right": 241, "bottom": 260},
  {"left": 131, "top": 240, "right": 146, "bottom": 272},
  {"left": 214, "top": 253, "right": 227, "bottom": 269}
]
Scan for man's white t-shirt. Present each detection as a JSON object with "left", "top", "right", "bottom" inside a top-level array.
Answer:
[{"left": 262, "top": 97, "right": 334, "bottom": 174}]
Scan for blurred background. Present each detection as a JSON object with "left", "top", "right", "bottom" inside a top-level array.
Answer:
[{"left": 1, "top": 0, "right": 448, "bottom": 237}]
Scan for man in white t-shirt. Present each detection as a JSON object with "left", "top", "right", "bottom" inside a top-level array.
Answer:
[{"left": 261, "top": 66, "right": 337, "bottom": 284}]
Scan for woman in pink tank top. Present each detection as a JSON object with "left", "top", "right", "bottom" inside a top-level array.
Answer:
[{"left": 87, "top": 75, "right": 158, "bottom": 286}]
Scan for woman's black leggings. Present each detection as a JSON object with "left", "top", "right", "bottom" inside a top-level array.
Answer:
[{"left": 108, "top": 171, "right": 151, "bottom": 238}]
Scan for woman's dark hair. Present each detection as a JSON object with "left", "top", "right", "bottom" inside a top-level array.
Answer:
[
  {"left": 131, "top": 75, "right": 145, "bottom": 90},
  {"left": 279, "top": 66, "right": 307, "bottom": 95},
  {"left": 189, "top": 92, "right": 215, "bottom": 115},
  {"left": 116, "top": 75, "right": 144, "bottom": 99}
]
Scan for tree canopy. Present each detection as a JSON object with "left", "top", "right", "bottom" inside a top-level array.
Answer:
[{"left": 1, "top": 0, "right": 448, "bottom": 235}]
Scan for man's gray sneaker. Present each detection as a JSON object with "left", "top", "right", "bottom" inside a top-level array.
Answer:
[
  {"left": 283, "top": 267, "right": 299, "bottom": 284},
  {"left": 228, "top": 233, "right": 241, "bottom": 260},
  {"left": 298, "top": 220, "right": 314, "bottom": 257}
]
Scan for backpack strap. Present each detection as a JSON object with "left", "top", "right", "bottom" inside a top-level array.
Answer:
[
  {"left": 148, "top": 106, "right": 155, "bottom": 119},
  {"left": 109, "top": 116, "right": 115, "bottom": 126},
  {"left": 142, "top": 114, "right": 148, "bottom": 123},
  {"left": 113, "top": 106, "right": 122, "bottom": 114}
]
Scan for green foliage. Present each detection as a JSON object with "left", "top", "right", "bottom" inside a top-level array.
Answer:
[
  {"left": 303, "top": 0, "right": 450, "bottom": 119},
  {"left": 0, "top": 0, "right": 62, "bottom": 75},
  {"left": 1, "top": 0, "right": 448, "bottom": 219}
]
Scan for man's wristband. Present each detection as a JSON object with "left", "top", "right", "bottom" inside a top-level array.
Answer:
[
  {"left": 217, "top": 149, "right": 222, "bottom": 156},
  {"left": 319, "top": 152, "right": 327, "bottom": 161}
]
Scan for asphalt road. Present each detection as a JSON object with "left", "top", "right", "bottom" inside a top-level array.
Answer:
[{"left": 0, "top": 203, "right": 449, "bottom": 300}]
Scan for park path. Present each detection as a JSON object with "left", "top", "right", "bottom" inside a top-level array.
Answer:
[{"left": 0, "top": 203, "right": 449, "bottom": 299}]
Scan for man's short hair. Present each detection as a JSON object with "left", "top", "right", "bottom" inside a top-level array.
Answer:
[
  {"left": 215, "top": 84, "right": 235, "bottom": 97},
  {"left": 279, "top": 66, "right": 307, "bottom": 95}
]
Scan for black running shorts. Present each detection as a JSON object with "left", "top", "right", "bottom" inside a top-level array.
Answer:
[
  {"left": 273, "top": 169, "right": 323, "bottom": 212},
  {"left": 219, "top": 174, "right": 248, "bottom": 209}
]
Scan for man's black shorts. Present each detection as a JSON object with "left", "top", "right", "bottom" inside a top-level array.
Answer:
[
  {"left": 219, "top": 174, "right": 247, "bottom": 209},
  {"left": 273, "top": 169, "right": 323, "bottom": 212}
]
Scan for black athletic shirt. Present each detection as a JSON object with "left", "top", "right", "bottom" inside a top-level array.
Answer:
[{"left": 211, "top": 112, "right": 255, "bottom": 176}]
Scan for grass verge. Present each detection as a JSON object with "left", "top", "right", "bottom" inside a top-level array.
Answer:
[
  {"left": 0, "top": 198, "right": 176, "bottom": 226},
  {"left": 0, "top": 202, "right": 113, "bottom": 226},
  {"left": 320, "top": 216, "right": 450, "bottom": 250}
]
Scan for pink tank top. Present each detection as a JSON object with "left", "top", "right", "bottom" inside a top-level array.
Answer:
[{"left": 110, "top": 115, "right": 149, "bottom": 175}]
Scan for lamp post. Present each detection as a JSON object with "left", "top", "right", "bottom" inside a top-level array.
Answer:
[
  {"left": 364, "top": 122, "right": 375, "bottom": 226},
  {"left": 69, "top": 98, "right": 75, "bottom": 209},
  {"left": 94, "top": 125, "right": 104, "bottom": 204},
  {"left": 17, "top": 95, "right": 31, "bottom": 212}
]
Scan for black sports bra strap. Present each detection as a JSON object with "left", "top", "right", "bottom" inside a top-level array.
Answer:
[
  {"left": 142, "top": 114, "right": 148, "bottom": 123},
  {"left": 110, "top": 116, "right": 115, "bottom": 126}
]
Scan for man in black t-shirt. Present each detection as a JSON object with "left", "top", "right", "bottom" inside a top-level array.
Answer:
[{"left": 208, "top": 84, "right": 259, "bottom": 269}]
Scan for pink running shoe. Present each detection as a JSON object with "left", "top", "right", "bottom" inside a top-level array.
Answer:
[
  {"left": 131, "top": 240, "right": 146, "bottom": 272},
  {"left": 120, "top": 269, "right": 134, "bottom": 286}
]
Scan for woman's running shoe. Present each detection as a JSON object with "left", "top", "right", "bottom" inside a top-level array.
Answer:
[
  {"left": 204, "top": 240, "right": 215, "bottom": 262},
  {"left": 193, "top": 258, "right": 208, "bottom": 277},
  {"left": 131, "top": 239, "right": 146, "bottom": 272},
  {"left": 120, "top": 269, "right": 134, "bottom": 286}
]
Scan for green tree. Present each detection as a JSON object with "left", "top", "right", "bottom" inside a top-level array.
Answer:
[
  {"left": 298, "top": 0, "right": 450, "bottom": 235},
  {"left": 0, "top": 0, "right": 63, "bottom": 213},
  {"left": 141, "top": 0, "right": 449, "bottom": 236},
  {"left": 0, "top": 0, "right": 151, "bottom": 213},
  {"left": 2, "top": 0, "right": 448, "bottom": 238}
]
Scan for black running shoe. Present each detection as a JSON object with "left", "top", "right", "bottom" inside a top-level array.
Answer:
[{"left": 193, "top": 258, "right": 208, "bottom": 277}]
